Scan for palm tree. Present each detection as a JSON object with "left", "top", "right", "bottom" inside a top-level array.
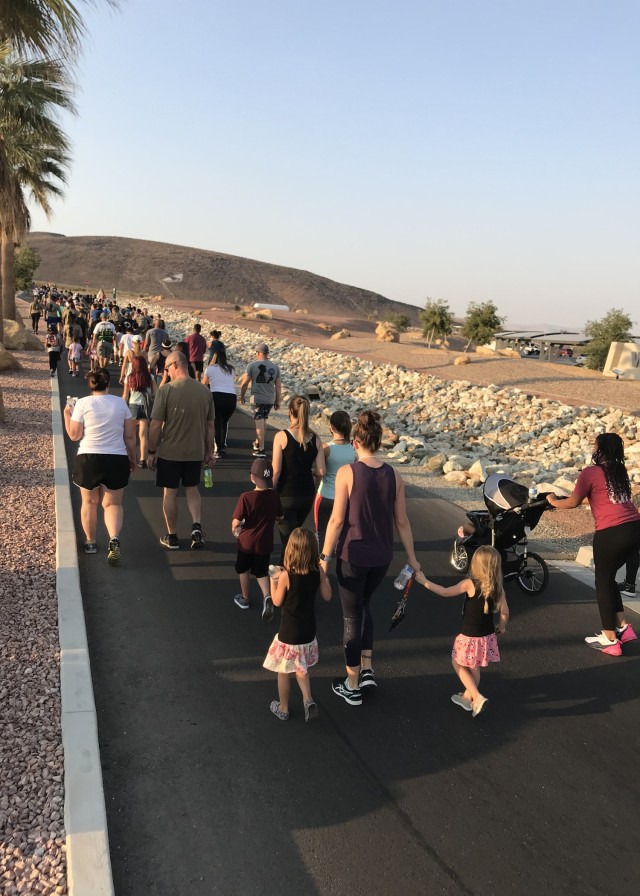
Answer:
[
  {"left": 0, "top": 44, "right": 74, "bottom": 324},
  {"left": 0, "top": 1, "right": 120, "bottom": 61}
]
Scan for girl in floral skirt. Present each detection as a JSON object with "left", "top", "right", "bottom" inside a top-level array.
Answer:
[
  {"left": 415, "top": 545, "right": 509, "bottom": 717},
  {"left": 263, "top": 528, "right": 332, "bottom": 722}
]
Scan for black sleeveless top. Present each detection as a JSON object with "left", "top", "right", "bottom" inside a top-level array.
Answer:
[
  {"left": 461, "top": 584, "right": 496, "bottom": 637},
  {"left": 278, "top": 570, "right": 320, "bottom": 645},
  {"left": 277, "top": 430, "right": 318, "bottom": 499}
]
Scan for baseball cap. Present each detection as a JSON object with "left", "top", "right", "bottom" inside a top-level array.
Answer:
[
  {"left": 254, "top": 342, "right": 269, "bottom": 354},
  {"left": 161, "top": 338, "right": 172, "bottom": 348},
  {"left": 132, "top": 334, "right": 143, "bottom": 343},
  {"left": 251, "top": 458, "right": 273, "bottom": 486}
]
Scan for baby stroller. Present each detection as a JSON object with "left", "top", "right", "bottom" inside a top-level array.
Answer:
[{"left": 450, "top": 473, "right": 552, "bottom": 595}]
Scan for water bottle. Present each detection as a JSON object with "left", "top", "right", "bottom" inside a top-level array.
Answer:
[
  {"left": 528, "top": 486, "right": 538, "bottom": 502},
  {"left": 233, "top": 519, "right": 245, "bottom": 538},
  {"left": 66, "top": 395, "right": 76, "bottom": 409},
  {"left": 203, "top": 466, "right": 213, "bottom": 488},
  {"left": 268, "top": 564, "right": 282, "bottom": 579},
  {"left": 394, "top": 564, "right": 414, "bottom": 590}
]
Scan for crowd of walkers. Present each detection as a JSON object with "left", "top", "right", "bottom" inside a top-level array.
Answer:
[{"left": 51, "top": 286, "right": 640, "bottom": 722}]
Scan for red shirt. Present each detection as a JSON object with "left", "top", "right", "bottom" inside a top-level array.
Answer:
[
  {"left": 573, "top": 465, "right": 640, "bottom": 531},
  {"left": 185, "top": 332, "right": 207, "bottom": 363},
  {"left": 233, "top": 488, "right": 283, "bottom": 555}
]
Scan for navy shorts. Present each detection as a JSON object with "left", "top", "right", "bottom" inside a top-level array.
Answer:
[
  {"left": 156, "top": 457, "right": 202, "bottom": 489},
  {"left": 253, "top": 403, "right": 273, "bottom": 421},
  {"left": 73, "top": 454, "right": 130, "bottom": 491},
  {"left": 235, "top": 550, "right": 270, "bottom": 578}
]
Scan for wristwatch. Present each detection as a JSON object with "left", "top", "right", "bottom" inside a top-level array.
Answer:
[{"left": 319, "top": 553, "right": 332, "bottom": 562}]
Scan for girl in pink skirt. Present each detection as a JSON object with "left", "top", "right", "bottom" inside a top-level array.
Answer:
[
  {"left": 415, "top": 545, "right": 509, "bottom": 717},
  {"left": 263, "top": 528, "right": 332, "bottom": 722}
]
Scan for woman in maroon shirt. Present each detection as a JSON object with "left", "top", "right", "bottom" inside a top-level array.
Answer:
[
  {"left": 547, "top": 433, "right": 640, "bottom": 655},
  {"left": 320, "top": 411, "right": 420, "bottom": 705}
]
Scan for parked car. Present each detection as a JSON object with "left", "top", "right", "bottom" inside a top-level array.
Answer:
[
  {"left": 558, "top": 347, "right": 573, "bottom": 358},
  {"left": 574, "top": 354, "right": 588, "bottom": 366},
  {"left": 521, "top": 346, "right": 540, "bottom": 357}
]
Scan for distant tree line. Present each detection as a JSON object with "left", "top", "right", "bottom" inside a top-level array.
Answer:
[{"left": 393, "top": 297, "right": 636, "bottom": 373}]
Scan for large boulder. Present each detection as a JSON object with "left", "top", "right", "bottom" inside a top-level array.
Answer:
[
  {"left": 454, "top": 354, "right": 471, "bottom": 366},
  {"left": 2, "top": 320, "right": 44, "bottom": 351},
  {"left": 476, "top": 345, "right": 497, "bottom": 356},
  {"left": 0, "top": 343, "right": 22, "bottom": 370},
  {"left": 422, "top": 451, "right": 447, "bottom": 472},
  {"left": 331, "top": 328, "right": 351, "bottom": 340},
  {"left": 375, "top": 322, "right": 400, "bottom": 343}
]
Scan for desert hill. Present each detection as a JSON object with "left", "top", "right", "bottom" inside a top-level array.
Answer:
[{"left": 27, "top": 232, "right": 419, "bottom": 322}]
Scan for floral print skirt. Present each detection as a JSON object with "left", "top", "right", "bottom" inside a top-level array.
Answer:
[
  {"left": 452, "top": 632, "right": 500, "bottom": 668},
  {"left": 263, "top": 635, "right": 319, "bottom": 674}
]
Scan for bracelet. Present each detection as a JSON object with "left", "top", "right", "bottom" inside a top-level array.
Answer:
[{"left": 148, "top": 450, "right": 156, "bottom": 454}]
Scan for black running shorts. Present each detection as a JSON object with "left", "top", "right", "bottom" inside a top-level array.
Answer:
[
  {"left": 155, "top": 458, "right": 202, "bottom": 489},
  {"left": 73, "top": 454, "right": 131, "bottom": 491},
  {"left": 235, "top": 550, "right": 270, "bottom": 578}
]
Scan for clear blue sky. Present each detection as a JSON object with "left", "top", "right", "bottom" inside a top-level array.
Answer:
[{"left": 28, "top": 0, "right": 639, "bottom": 328}]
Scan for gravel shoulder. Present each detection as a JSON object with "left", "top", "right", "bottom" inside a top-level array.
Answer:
[{"left": 0, "top": 344, "right": 67, "bottom": 895}]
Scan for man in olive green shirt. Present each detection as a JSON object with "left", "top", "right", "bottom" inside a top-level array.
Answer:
[{"left": 148, "top": 352, "right": 215, "bottom": 550}]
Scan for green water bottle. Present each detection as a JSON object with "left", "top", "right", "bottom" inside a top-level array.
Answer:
[{"left": 203, "top": 465, "right": 213, "bottom": 488}]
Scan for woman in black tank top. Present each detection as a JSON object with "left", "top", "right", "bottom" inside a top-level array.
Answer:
[{"left": 272, "top": 396, "right": 325, "bottom": 562}]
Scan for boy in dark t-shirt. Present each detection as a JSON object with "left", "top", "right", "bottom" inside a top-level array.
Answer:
[{"left": 232, "top": 459, "right": 283, "bottom": 620}]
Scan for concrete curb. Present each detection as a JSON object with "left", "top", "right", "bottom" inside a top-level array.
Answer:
[
  {"left": 52, "top": 381, "right": 115, "bottom": 896},
  {"left": 549, "top": 559, "right": 640, "bottom": 618}
]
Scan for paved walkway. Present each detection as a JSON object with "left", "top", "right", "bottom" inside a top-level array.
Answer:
[{"left": 58, "top": 368, "right": 639, "bottom": 896}]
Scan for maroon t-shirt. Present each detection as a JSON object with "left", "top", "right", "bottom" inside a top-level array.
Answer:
[
  {"left": 233, "top": 488, "right": 283, "bottom": 555},
  {"left": 573, "top": 465, "right": 640, "bottom": 531},
  {"left": 186, "top": 332, "right": 207, "bottom": 363}
]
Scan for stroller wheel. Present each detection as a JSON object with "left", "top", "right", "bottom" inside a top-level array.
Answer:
[
  {"left": 450, "top": 540, "right": 469, "bottom": 572},
  {"left": 515, "top": 552, "right": 549, "bottom": 595}
]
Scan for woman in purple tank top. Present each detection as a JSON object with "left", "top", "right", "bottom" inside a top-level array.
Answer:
[{"left": 320, "top": 411, "right": 420, "bottom": 706}]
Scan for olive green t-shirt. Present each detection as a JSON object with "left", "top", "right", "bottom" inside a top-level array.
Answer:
[{"left": 152, "top": 378, "right": 214, "bottom": 462}]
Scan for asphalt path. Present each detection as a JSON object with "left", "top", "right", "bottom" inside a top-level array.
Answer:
[{"left": 58, "top": 365, "right": 640, "bottom": 896}]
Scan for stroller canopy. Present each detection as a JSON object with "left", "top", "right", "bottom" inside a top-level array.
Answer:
[{"left": 483, "top": 474, "right": 529, "bottom": 515}]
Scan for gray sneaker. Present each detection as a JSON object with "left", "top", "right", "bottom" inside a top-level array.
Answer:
[
  {"left": 234, "top": 594, "right": 250, "bottom": 610},
  {"left": 107, "top": 537, "right": 121, "bottom": 566},
  {"left": 262, "top": 595, "right": 274, "bottom": 622},
  {"left": 451, "top": 693, "right": 472, "bottom": 711}
]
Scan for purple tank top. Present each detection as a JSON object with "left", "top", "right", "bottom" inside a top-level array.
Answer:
[{"left": 338, "top": 462, "right": 396, "bottom": 566}]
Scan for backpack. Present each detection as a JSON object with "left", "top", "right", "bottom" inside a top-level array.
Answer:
[{"left": 46, "top": 332, "right": 58, "bottom": 348}]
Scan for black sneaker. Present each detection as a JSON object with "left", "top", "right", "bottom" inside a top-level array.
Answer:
[
  {"left": 191, "top": 526, "right": 205, "bottom": 550},
  {"left": 359, "top": 668, "right": 376, "bottom": 688},
  {"left": 84, "top": 542, "right": 98, "bottom": 555},
  {"left": 262, "top": 595, "right": 274, "bottom": 622},
  {"left": 332, "top": 678, "right": 362, "bottom": 706},
  {"left": 617, "top": 580, "right": 636, "bottom": 597},
  {"left": 252, "top": 447, "right": 266, "bottom": 458},
  {"left": 160, "top": 533, "right": 180, "bottom": 550},
  {"left": 107, "top": 537, "right": 121, "bottom": 566}
]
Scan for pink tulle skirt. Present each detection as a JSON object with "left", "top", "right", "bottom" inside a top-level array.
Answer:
[
  {"left": 452, "top": 633, "right": 500, "bottom": 668},
  {"left": 263, "top": 635, "right": 319, "bottom": 674}
]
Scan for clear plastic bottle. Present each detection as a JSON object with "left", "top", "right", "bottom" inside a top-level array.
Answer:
[
  {"left": 528, "top": 486, "right": 538, "bottom": 501},
  {"left": 203, "top": 466, "right": 213, "bottom": 488},
  {"left": 233, "top": 519, "right": 245, "bottom": 538},
  {"left": 394, "top": 564, "right": 414, "bottom": 590},
  {"left": 268, "top": 564, "right": 282, "bottom": 578}
]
